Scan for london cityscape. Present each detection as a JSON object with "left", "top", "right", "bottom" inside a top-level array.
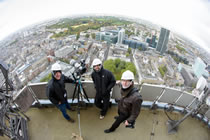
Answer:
[{"left": 0, "top": 0, "right": 210, "bottom": 139}]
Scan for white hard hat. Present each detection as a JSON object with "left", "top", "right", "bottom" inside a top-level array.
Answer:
[
  {"left": 51, "top": 63, "right": 62, "bottom": 71},
  {"left": 121, "top": 70, "right": 134, "bottom": 80},
  {"left": 92, "top": 58, "right": 102, "bottom": 67},
  {"left": 196, "top": 76, "right": 207, "bottom": 91}
]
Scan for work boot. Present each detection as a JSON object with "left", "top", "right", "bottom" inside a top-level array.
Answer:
[
  {"left": 109, "top": 102, "right": 112, "bottom": 108},
  {"left": 104, "top": 129, "right": 114, "bottom": 133},
  {"left": 69, "top": 107, "right": 75, "bottom": 111},
  {"left": 68, "top": 118, "right": 75, "bottom": 123},
  {"left": 100, "top": 115, "right": 105, "bottom": 120},
  {"left": 114, "top": 116, "right": 119, "bottom": 120}
]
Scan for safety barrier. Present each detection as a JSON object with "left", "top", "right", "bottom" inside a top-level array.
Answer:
[{"left": 13, "top": 81, "right": 210, "bottom": 125}]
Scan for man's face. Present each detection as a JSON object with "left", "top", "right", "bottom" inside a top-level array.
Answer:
[
  {"left": 54, "top": 71, "right": 61, "bottom": 80},
  {"left": 93, "top": 64, "right": 101, "bottom": 72},
  {"left": 121, "top": 80, "right": 132, "bottom": 89}
]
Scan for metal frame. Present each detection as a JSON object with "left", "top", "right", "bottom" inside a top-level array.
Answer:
[
  {"left": 167, "top": 87, "right": 210, "bottom": 134},
  {"left": 0, "top": 61, "right": 29, "bottom": 140}
]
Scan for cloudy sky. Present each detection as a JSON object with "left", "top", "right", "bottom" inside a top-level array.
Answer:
[{"left": 0, "top": 0, "right": 210, "bottom": 53}]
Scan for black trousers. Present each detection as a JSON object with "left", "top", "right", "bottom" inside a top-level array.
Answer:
[
  {"left": 109, "top": 112, "right": 129, "bottom": 131},
  {"left": 94, "top": 94, "right": 110, "bottom": 116}
]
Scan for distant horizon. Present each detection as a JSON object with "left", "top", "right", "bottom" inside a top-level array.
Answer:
[
  {"left": 0, "top": 14, "right": 208, "bottom": 55},
  {"left": 0, "top": 0, "right": 210, "bottom": 53}
]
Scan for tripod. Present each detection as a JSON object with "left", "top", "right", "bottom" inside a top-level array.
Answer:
[
  {"left": 71, "top": 73, "right": 89, "bottom": 139},
  {"left": 72, "top": 74, "right": 90, "bottom": 104}
]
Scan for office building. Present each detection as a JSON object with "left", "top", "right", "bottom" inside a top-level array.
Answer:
[
  {"left": 117, "top": 29, "right": 125, "bottom": 44},
  {"left": 123, "top": 39, "right": 147, "bottom": 50},
  {"left": 156, "top": 28, "right": 170, "bottom": 55},
  {"left": 180, "top": 68, "right": 196, "bottom": 87},
  {"left": 193, "top": 57, "right": 209, "bottom": 78},
  {"left": 146, "top": 35, "right": 157, "bottom": 48},
  {"left": 96, "top": 31, "right": 118, "bottom": 44}
]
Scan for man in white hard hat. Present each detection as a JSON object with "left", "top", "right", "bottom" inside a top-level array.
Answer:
[
  {"left": 104, "top": 70, "right": 142, "bottom": 133},
  {"left": 46, "top": 63, "right": 75, "bottom": 123},
  {"left": 91, "top": 58, "right": 116, "bottom": 120}
]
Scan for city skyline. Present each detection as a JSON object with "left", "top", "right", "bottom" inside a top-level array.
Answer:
[{"left": 0, "top": 0, "right": 210, "bottom": 53}]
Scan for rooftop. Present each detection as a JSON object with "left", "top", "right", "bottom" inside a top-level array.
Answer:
[
  {"left": 17, "top": 106, "right": 210, "bottom": 140},
  {"left": 1, "top": 81, "right": 210, "bottom": 140}
]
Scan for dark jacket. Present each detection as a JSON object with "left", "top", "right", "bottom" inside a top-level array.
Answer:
[
  {"left": 47, "top": 74, "right": 74, "bottom": 105},
  {"left": 91, "top": 67, "right": 116, "bottom": 96},
  {"left": 118, "top": 87, "right": 143, "bottom": 123}
]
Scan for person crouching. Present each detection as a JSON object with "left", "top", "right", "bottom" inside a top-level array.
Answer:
[{"left": 104, "top": 70, "right": 143, "bottom": 133}]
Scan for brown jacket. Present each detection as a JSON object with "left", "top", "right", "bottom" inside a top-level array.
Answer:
[{"left": 118, "top": 87, "right": 143, "bottom": 123}]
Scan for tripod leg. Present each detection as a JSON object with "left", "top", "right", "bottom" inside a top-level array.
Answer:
[
  {"left": 72, "top": 83, "right": 78, "bottom": 103},
  {"left": 76, "top": 86, "right": 82, "bottom": 138},
  {"left": 80, "top": 83, "right": 90, "bottom": 102},
  {"left": 77, "top": 84, "right": 80, "bottom": 103}
]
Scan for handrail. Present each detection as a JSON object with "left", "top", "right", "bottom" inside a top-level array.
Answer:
[{"left": 13, "top": 81, "right": 210, "bottom": 125}]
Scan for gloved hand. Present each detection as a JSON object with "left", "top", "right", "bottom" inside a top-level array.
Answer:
[{"left": 125, "top": 120, "right": 135, "bottom": 129}]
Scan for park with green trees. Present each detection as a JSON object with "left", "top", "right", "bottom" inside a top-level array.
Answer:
[
  {"left": 103, "top": 58, "right": 137, "bottom": 80},
  {"left": 40, "top": 73, "right": 51, "bottom": 82},
  {"left": 158, "top": 65, "right": 167, "bottom": 77},
  {"left": 47, "top": 16, "right": 131, "bottom": 38}
]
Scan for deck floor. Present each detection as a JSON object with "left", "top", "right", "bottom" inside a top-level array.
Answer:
[{"left": 1, "top": 105, "right": 210, "bottom": 140}]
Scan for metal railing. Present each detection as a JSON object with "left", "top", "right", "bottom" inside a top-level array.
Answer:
[{"left": 14, "top": 81, "right": 210, "bottom": 127}]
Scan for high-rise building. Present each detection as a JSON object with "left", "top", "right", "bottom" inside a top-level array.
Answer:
[
  {"left": 146, "top": 35, "right": 157, "bottom": 48},
  {"left": 117, "top": 29, "right": 125, "bottom": 44},
  {"left": 156, "top": 28, "right": 170, "bottom": 55},
  {"left": 193, "top": 57, "right": 209, "bottom": 78}
]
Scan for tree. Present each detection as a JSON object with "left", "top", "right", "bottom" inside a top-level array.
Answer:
[
  {"left": 76, "top": 32, "right": 80, "bottom": 40},
  {"left": 59, "top": 58, "right": 69, "bottom": 64},
  {"left": 126, "top": 53, "right": 130, "bottom": 57},
  {"left": 40, "top": 73, "right": 52, "bottom": 82},
  {"left": 114, "top": 59, "right": 121, "bottom": 67},
  {"left": 159, "top": 67, "right": 164, "bottom": 77},
  {"left": 128, "top": 48, "right": 132, "bottom": 54},
  {"left": 104, "top": 59, "right": 115, "bottom": 73},
  {"left": 158, "top": 65, "right": 167, "bottom": 77},
  {"left": 91, "top": 33, "right": 96, "bottom": 39},
  {"left": 118, "top": 61, "right": 126, "bottom": 70},
  {"left": 125, "top": 62, "right": 136, "bottom": 75},
  {"left": 104, "top": 59, "right": 137, "bottom": 80},
  {"left": 85, "top": 34, "right": 90, "bottom": 38},
  {"left": 138, "top": 47, "right": 142, "bottom": 51}
]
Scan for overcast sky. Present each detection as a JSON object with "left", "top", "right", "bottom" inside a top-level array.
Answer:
[{"left": 0, "top": 0, "right": 210, "bottom": 53}]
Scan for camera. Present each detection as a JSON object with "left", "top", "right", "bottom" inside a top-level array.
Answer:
[{"left": 70, "top": 59, "right": 87, "bottom": 79}]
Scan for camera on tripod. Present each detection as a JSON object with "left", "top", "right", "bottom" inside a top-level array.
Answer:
[
  {"left": 69, "top": 59, "right": 90, "bottom": 105},
  {"left": 70, "top": 59, "right": 87, "bottom": 80}
]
